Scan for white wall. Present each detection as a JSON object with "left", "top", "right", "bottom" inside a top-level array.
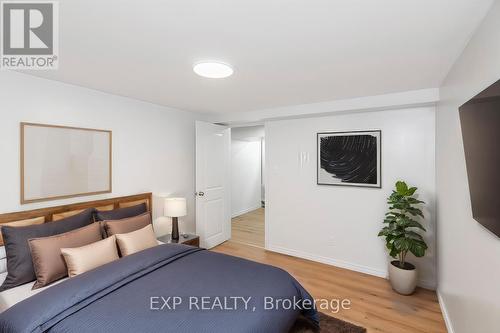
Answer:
[
  {"left": 261, "top": 138, "right": 266, "bottom": 203},
  {"left": 265, "top": 107, "right": 436, "bottom": 287},
  {"left": 436, "top": 1, "right": 500, "bottom": 332},
  {"left": 212, "top": 88, "right": 439, "bottom": 124},
  {"left": 231, "top": 125, "right": 265, "bottom": 141},
  {"left": 231, "top": 139, "right": 262, "bottom": 217},
  {"left": 0, "top": 72, "right": 199, "bottom": 233},
  {"left": 231, "top": 126, "right": 264, "bottom": 217}
]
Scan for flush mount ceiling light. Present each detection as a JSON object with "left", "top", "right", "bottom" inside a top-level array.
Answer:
[{"left": 193, "top": 62, "right": 233, "bottom": 79}]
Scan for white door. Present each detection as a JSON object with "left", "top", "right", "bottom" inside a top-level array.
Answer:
[{"left": 195, "top": 121, "right": 231, "bottom": 248}]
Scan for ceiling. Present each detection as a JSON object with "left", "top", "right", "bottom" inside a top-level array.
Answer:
[{"left": 26, "top": 0, "right": 493, "bottom": 113}]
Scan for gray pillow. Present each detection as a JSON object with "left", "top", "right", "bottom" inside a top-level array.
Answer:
[
  {"left": 95, "top": 203, "right": 147, "bottom": 221},
  {"left": 0, "top": 208, "right": 95, "bottom": 291}
]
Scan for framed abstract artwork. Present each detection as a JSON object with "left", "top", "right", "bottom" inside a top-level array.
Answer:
[
  {"left": 21, "top": 122, "right": 112, "bottom": 204},
  {"left": 317, "top": 130, "right": 381, "bottom": 188}
]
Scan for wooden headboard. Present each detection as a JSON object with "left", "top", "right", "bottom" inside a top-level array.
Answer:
[{"left": 0, "top": 193, "right": 153, "bottom": 225}]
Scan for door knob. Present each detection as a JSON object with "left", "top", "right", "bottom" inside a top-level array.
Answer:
[{"left": 196, "top": 191, "right": 205, "bottom": 197}]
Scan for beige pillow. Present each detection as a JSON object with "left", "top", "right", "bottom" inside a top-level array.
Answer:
[
  {"left": 103, "top": 212, "right": 152, "bottom": 236},
  {"left": 61, "top": 236, "right": 119, "bottom": 277},
  {"left": 115, "top": 225, "right": 157, "bottom": 256},
  {"left": 28, "top": 223, "right": 102, "bottom": 289}
]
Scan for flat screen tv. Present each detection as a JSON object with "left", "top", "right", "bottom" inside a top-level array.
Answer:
[{"left": 459, "top": 79, "right": 500, "bottom": 238}]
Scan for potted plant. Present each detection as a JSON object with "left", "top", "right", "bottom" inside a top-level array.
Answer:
[{"left": 378, "top": 181, "right": 428, "bottom": 295}]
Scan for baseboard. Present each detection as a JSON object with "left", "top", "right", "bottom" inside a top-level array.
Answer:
[
  {"left": 437, "top": 290, "right": 455, "bottom": 333},
  {"left": 418, "top": 278, "right": 437, "bottom": 290},
  {"left": 267, "top": 244, "right": 387, "bottom": 278},
  {"left": 267, "top": 244, "right": 436, "bottom": 289},
  {"left": 231, "top": 205, "right": 262, "bottom": 218}
]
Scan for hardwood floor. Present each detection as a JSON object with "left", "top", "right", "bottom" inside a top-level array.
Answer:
[
  {"left": 212, "top": 241, "right": 447, "bottom": 333},
  {"left": 231, "top": 208, "right": 265, "bottom": 248}
]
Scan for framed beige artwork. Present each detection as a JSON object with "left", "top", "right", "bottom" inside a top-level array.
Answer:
[{"left": 21, "top": 122, "right": 112, "bottom": 204}]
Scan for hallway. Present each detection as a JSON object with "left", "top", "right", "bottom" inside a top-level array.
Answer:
[{"left": 231, "top": 208, "right": 265, "bottom": 248}]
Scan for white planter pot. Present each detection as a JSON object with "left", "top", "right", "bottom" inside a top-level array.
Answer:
[{"left": 388, "top": 261, "right": 417, "bottom": 295}]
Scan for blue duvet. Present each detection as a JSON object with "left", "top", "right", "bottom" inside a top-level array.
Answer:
[{"left": 0, "top": 244, "right": 318, "bottom": 333}]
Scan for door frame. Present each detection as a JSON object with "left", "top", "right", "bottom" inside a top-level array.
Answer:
[
  {"left": 223, "top": 122, "right": 268, "bottom": 250},
  {"left": 195, "top": 121, "right": 268, "bottom": 249}
]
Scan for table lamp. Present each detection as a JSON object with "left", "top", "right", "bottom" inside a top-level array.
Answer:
[{"left": 164, "top": 198, "right": 187, "bottom": 240}]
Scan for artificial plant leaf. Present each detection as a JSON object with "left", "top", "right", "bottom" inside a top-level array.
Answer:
[
  {"left": 394, "top": 236, "right": 412, "bottom": 252},
  {"left": 389, "top": 247, "right": 399, "bottom": 258},
  {"left": 396, "top": 216, "right": 412, "bottom": 227},
  {"left": 407, "top": 187, "right": 417, "bottom": 196},
  {"left": 405, "top": 230, "right": 424, "bottom": 240},
  {"left": 406, "top": 207, "right": 424, "bottom": 217},
  {"left": 409, "top": 239, "right": 428, "bottom": 257},
  {"left": 403, "top": 220, "right": 427, "bottom": 231},
  {"left": 396, "top": 181, "right": 408, "bottom": 195},
  {"left": 407, "top": 197, "right": 425, "bottom": 204},
  {"left": 378, "top": 230, "right": 388, "bottom": 237}
]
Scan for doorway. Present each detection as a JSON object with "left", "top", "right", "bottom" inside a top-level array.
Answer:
[
  {"left": 230, "top": 125, "right": 265, "bottom": 248},
  {"left": 195, "top": 121, "right": 231, "bottom": 249}
]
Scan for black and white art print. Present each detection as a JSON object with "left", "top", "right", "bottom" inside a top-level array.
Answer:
[{"left": 317, "top": 130, "right": 381, "bottom": 188}]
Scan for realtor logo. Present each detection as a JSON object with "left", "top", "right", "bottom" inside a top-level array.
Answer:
[{"left": 1, "top": 1, "right": 58, "bottom": 69}]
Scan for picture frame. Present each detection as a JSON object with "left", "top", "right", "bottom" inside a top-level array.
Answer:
[
  {"left": 317, "top": 130, "right": 381, "bottom": 188},
  {"left": 21, "top": 122, "right": 112, "bottom": 204}
]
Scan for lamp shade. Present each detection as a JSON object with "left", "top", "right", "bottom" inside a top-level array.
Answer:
[{"left": 164, "top": 198, "right": 187, "bottom": 217}]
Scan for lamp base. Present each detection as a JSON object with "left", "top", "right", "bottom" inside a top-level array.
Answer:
[{"left": 171, "top": 217, "right": 179, "bottom": 240}]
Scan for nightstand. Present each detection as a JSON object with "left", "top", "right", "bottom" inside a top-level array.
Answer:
[{"left": 157, "top": 234, "right": 200, "bottom": 247}]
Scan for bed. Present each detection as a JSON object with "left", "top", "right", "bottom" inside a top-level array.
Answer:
[
  {"left": 0, "top": 194, "right": 318, "bottom": 333},
  {"left": 0, "top": 272, "right": 67, "bottom": 312}
]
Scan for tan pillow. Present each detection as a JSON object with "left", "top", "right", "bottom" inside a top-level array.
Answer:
[
  {"left": 28, "top": 223, "right": 102, "bottom": 289},
  {"left": 0, "top": 217, "right": 45, "bottom": 246},
  {"left": 61, "top": 236, "right": 119, "bottom": 278},
  {"left": 103, "top": 212, "right": 152, "bottom": 236},
  {"left": 115, "top": 225, "right": 157, "bottom": 256}
]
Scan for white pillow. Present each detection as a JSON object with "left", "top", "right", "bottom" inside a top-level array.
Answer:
[
  {"left": 0, "top": 259, "right": 6, "bottom": 275},
  {"left": 0, "top": 247, "right": 6, "bottom": 274}
]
